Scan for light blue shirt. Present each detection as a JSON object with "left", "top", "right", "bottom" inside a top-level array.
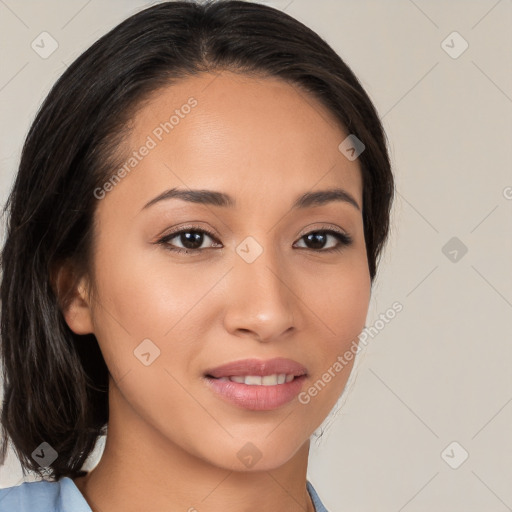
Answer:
[{"left": 0, "top": 477, "right": 329, "bottom": 511}]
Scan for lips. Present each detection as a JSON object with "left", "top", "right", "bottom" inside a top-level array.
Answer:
[
  {"left": 204, "top": 357, "right": 308, "bottom": 379},
  {"left": 204, "top": 358, "right": 308, "bottom": 411}
]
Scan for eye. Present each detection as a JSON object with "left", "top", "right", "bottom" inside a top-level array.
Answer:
[
  {"left": 156, "top": 226, "right": 353, "bottom": 255},
  {"left": 157, "top": 227, "right": 221, "bottom": 254},
  {"left": 294, "top": 229, "right": 353, "bottom": 253}
]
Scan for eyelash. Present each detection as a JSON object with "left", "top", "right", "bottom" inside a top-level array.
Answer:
[{"left": 156, "top": 225, "right": 353, "bottom": 255}]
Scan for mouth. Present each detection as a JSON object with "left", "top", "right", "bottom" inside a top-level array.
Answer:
[
  {"left": 203, "top": 358, "right": 308, "bottom": 411},
  {"left": 210, "top": 373, "right": 297, "bottom": 385}
]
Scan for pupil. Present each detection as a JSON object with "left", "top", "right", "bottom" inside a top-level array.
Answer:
[
  {"left": 306, "top": 232, "right": 326, "bottom": 249},
  {"left": 181, "top": 231, "right": 203, "bottom": 249}
]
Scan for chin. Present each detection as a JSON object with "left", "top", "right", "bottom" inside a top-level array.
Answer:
[{"left": 195, "top": 435, "right": 309, "bottom": 473}]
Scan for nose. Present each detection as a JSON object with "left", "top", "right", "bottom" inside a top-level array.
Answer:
[{"left": 223, "top": 246, "right": 297, "bottom": 343}]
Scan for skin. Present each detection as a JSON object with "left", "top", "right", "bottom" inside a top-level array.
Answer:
[{"left": 60, "top": 70, "right": 372, "bottom": 512}]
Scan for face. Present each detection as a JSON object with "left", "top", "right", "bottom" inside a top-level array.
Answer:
[{"left": 74, "top": 71, "right": 371, "bottom": 471}]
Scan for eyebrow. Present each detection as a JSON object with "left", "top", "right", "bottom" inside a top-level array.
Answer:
[{"left": 141, "top": 187, "right": 360, "bottom": 211}]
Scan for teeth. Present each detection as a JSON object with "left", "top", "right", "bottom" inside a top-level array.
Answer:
[
  {"left": 244, "top": 375, "right": 262, "bottom": 385},
  {"left": 262, "top": 375, "right": 277, "bottom": 385},
  {"left": 216, "top": 373, "right": 297, "bottom": 385}
]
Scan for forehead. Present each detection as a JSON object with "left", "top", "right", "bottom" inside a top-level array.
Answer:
[{"left": 111, "top": 71, "right": 362, "bottom": 210}]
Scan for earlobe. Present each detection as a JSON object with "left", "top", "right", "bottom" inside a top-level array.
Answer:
[{"left": 51, "top": 261, "right": 95, "bottom": 335}]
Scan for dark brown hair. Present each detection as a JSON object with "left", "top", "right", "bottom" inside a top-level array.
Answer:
[{"left": 0, "top": 0, "right": 394, "bottom": 480}]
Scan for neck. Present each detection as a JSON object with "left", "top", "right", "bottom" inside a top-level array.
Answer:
[{"left": 74, "top": 379, "right": 315, "bottom": 512}]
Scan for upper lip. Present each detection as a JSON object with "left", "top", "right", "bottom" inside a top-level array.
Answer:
[{"left": 205, "top": 357, "right": 308, "bottom": 378}]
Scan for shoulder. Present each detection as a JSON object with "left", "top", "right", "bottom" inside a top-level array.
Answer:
[{"left": 0, "top": 477, "right": 91, "bottom": 512}]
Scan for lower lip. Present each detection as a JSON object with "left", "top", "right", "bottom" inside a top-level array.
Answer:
[{"left": 205, "top": 376, "right": 307, "bottom": 411}]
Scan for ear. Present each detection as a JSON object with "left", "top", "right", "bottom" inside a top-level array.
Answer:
[{"left": 51, "top": 260, "right": 95, "bottom": 335}]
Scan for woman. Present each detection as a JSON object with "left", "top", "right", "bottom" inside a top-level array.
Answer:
[{"left": 0, "top": 1, "right": 394, "bottom": 511}]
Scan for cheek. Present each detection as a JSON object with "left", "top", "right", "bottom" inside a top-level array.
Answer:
[
  {"left": 92, "top": 242, "right": 217, "bottom": 337},
  {"left": 88, "top": 238, "right": 232, "bottom": 386},
  {"left": 332, "top": 275, "right": 370, "bottom": 349},
  {"left": 304, "top": 250, "right": 371, "bottom": 350},
  {"left": 297, "top": 252, "right": 370, "bottom": 411}
]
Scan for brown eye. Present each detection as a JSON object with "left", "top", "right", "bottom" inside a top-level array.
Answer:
[
  {"left": 157, "top": 227, "right": 352, "bottom": 255},
  {"left": 294, "top": 230, "right": 352, "bottom": 252},
  {"left": 158, "top": 228, "right": 221, "bottom": 254}
]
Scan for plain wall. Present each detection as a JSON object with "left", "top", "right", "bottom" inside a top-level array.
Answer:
[{"left": 0, "top": 1, "right": 511, "bottom": 511}]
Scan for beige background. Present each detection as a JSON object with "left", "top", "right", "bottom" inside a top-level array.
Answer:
[{"left": 1, "top": 0, "right": 511, "bottom": 511}]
